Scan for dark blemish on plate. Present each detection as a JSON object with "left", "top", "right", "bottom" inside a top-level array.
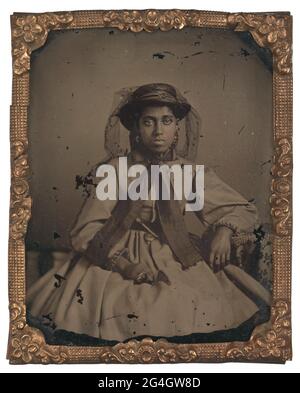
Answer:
[
  {"left": 42, "top": 313, "right": 52, "bottom": 322},
  {"left": 75, "top": 172, "right": 97, "bottom": 197},
  {"left": 42, "top": 313, "right": 56, "bottom": 329},
  {"left": 53, "top": 232, "right": 61, "bottom": 239},
  {"left": 253, "top": 225, "right": 266, "bottom": 243},
  {"left": 238, "top": 125, "right": 245, "bottom": 135},
  {"left": 240, "top": 48, "right": 250, "bottom": 57},
  {"left": 191, "top": 51, "right": 204, "bottom": 57},
  {"left": 54, "top": 274, "right": 66, "bottom": 288},
  {"left": 261, "top": 159, "right": 271, "bottom": 167},
  {"left": 127, "top": 313, "right": 138, "bottom": 319},
  {"left": 222, "top": 74, "right": 226, "bottom": 90},
  {"left": 76, "top": 289, "right": 84, "bottom": 304}
]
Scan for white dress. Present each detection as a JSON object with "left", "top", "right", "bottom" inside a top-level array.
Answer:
[{"left": 27, "top": 153, "right": 266, "bottom": 342}]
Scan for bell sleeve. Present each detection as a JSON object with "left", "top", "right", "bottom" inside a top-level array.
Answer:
[
  {"left": 70, "top": 194, "right": 118, "bottom": 253},
  {"left": 195, "top": 166, "right": 259, "bottom": 234},
  {"left": 69, "top": 160, "right": 118, "bottom": 253}
]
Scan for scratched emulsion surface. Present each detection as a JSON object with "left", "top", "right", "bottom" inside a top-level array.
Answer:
[{"left": 26, "top": 27, "right": 273, "bottom": 273}]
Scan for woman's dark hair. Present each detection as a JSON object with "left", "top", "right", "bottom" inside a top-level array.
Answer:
[{"left": 118, "top": 83, "right": 191, "bottom": 131}]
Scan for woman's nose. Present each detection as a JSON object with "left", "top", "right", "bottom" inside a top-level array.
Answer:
[{"left": 153, "top": 121, "right": 163, "bottom": 135}]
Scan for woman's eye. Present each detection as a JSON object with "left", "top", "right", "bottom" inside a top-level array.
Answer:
[
  {"left": 143, "top": 119, "right": 154, "bottom": 126},
  {"left": 163, "top": 117, "right": 173, "bottom": 125}
]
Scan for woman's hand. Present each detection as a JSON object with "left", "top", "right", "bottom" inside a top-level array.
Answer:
[
  {"left": 209, "top": 226, "right": 233, "bottom": 272},
  {"left": 111, "top": 255, "right": 170, "bottom": 285},
  {"left": 110, "top": 254, "right": 154, "bottom": 284},
  {"left": 122, "top": 262, "right": 155, "bottom": 284},
  {"left": 123, "top": 264, "right": 171, "bottom": 285}
]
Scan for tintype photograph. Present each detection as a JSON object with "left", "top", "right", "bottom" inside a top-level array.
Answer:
[{"left": 8, "top": 10, "right": 292, "bottom": 364}]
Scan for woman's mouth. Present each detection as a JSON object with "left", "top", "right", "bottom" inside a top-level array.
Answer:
[{"left": 153, "top": 139, "right": 166, "bottom": 145}]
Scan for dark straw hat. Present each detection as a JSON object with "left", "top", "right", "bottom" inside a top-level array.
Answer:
[{"left": 118, "top": 83, "right": 191, "bottom": 131}]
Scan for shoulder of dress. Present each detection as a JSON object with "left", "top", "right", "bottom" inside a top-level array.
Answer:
[
  {"left": 96, "top": 155, "right": 125, "bottom": 169},
  {"left": 175, "top": 155, "right": 194, "bottom": 166},
  {"left": 105, "top": 156, "right": 122, "bottom": 167},
  {"left": 175, "top": 156, "right": 214, "bottom": 174}
]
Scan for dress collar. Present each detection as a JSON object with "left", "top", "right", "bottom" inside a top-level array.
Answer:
[{"left": 130, "top": 147, "right": 178, "bottom": 165}]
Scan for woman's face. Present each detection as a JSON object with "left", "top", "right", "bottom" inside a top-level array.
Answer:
[{"left": 137, "top": 105, "right": 178, "bottom": 154}]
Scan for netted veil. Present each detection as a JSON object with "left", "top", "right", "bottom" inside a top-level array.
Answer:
[
  {"left": 104, "top": 84, "right": 202, "bottom": 162},
  {"left": 70, "top": 85, "right": 202, "bottom": 240}
]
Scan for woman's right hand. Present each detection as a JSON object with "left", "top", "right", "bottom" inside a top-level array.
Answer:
[
  {"left": 122, "top": 263, "right": 155, "bottom": 284},
  {"left": 111, "top": 255, "right": 170, "bottom": 285},
  {"left": 123, "top": 264, "right": 171, "bottom": 285},
  {"left": 111, "top": 255, "right": 154, "bottom": 284}
]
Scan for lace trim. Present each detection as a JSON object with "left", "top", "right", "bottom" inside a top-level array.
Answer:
[{"left": 212, "top": 221, "right": 240, "bottom": 234}]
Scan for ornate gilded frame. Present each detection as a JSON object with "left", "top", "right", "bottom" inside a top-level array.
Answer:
[{"left": 8, "top": 10, "right": 292, "bottom": 364}]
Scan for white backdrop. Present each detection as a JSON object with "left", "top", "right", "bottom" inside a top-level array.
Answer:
[{"left": 0, "top": 0, "right": 299, "bottom": 373}]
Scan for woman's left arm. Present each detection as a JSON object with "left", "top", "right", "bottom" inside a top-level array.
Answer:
[
  {"left": 194, "top": 166, "right": 259, "bottom": 271},
  {"left": 195, "top": 166, "right": 259, "bottom": 233}
]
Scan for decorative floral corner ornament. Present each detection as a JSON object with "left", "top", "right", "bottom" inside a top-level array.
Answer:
[
  {"left": 226, "top": 300, "right": 291, "bottom": 362},
  {"left": 8, "top": 303, "right": 68, "bottom": 364},
  {"left": 11, "top": 13, "right": 74, "bottom": 75},
  {"left": 228, "top": 13, "right": 292, "bottom": 74}
]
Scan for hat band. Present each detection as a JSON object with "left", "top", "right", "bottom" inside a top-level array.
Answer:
[{"left": 132, "top": 91, "right": 178, "bottom": 104}]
